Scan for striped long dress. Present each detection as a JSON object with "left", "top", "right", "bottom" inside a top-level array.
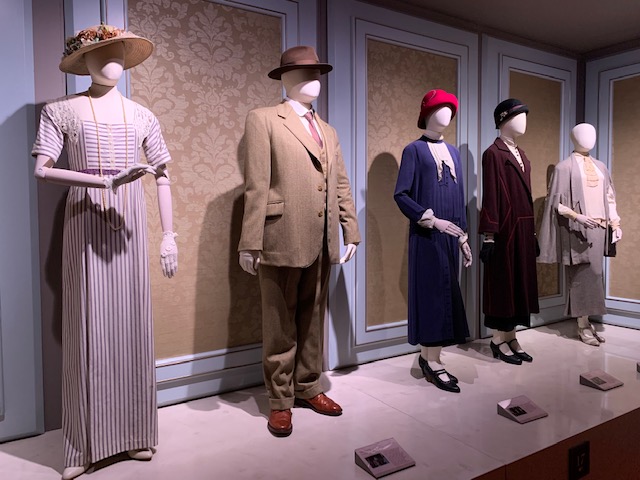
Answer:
[{"left": 32, "top": 95, "right": 170, "bottom": 467}]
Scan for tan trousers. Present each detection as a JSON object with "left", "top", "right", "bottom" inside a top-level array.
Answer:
[{"left": 258, "top": 245, "right": 331, "bottom": 410}]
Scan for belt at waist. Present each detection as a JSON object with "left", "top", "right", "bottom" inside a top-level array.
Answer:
[{"left": 79, "top": 168, "right": 121, "bottom": 175}]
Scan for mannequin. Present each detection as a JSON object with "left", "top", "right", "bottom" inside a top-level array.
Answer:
[
  {"left": 538, "top": 123, "right": 621, "bottom": 346},
  {"left": 479, "top": 99, "right": 538, "bottom": 365},
  {"left": 394, "top": 89, "right": 471, "bottom": 393},
  {"left": 31, "top": 25, "right": 176, "bottom": 479},
  {"left": 238, "top": 46, "right": 360, "bottom": 437}
]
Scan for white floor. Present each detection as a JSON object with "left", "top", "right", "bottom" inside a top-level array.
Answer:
[{"left": 2, "top": 319, "right": 640, "bottom": 480}]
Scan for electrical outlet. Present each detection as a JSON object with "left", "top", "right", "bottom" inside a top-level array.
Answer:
[{"left": 568, "top": 441, "right": 590, "bottom": 480}]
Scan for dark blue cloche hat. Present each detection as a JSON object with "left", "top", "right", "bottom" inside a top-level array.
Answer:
[{"left": 494, "top": 98, "right": 528, "bottom": 129}]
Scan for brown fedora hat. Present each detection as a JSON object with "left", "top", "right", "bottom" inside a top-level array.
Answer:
[{"left": 268, "top": 45, "right": 333, "bottom": 80}]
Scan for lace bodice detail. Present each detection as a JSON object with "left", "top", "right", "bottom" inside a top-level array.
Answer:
[
  {"left": 44, "top": 96, "right": 154, "bottom": 148},
  {"left": 46, "top": 98, "right": 82, "bottom": 144},
  {"left": 134, "top": 105, "right": 154, "bottom": 147}
]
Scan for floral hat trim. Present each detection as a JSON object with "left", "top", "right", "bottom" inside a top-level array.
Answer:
[
  {"left": 63, "top": 24, "right": 125, "bottom": 58},
  {"left": 59, "top": 23, "right": 154, "bottom": 75}
]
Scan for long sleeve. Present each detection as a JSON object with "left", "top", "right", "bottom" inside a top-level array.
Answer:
[
  {"left": 557, "top": 202, "right": 577, "bottom": 219},
  {"left": 238, "top": 109, "right": 272, "bottom": 252},
  {"left": 478, "top": 147, "right": 500, "bottom": 234},
  {"left": 334, "top": 140, "right": 361, "bottom": 245},
  {"left": 394, "top": 143, "right": 426, "bottom": 222},
  {"left": 607, "top": 184, "right": 621, "bottom": 228}
]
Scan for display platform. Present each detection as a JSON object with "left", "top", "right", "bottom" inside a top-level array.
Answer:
[{"left": 1, "top": 319, "right": 640, "bottom": 479}]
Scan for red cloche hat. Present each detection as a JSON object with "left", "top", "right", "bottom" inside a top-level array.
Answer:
[{"left": 417, "top": 89, "right": 458, "bottom": 129}]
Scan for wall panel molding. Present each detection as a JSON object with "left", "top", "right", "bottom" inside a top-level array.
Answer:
[{"left": 586, "top": 49, "right": 640, "bottom": 326}]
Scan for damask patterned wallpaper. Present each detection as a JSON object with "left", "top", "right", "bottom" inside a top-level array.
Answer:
[
  {"left": 366, "top": 39, "right": 457, "bottom": 327},
  {"left": 509, "top": 71, "right": 561, "bottom": 298},
  {"left": 611, "top": 76, "right": 640, "bottom": 301},
  {"left": 128, "top": 0, "right": 282, "bottom": 359}
]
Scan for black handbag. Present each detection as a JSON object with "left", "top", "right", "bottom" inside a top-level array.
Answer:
[{"left": 605, "top": 226, "right": 617, "bottom": 257}]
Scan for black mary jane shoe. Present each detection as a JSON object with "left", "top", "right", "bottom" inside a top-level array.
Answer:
[
  {"left": 490, "top": 341, "right": 522, "bottom": 365},
  {"left": 507, "top": 339, "right": 533, "bottom": 363},
  {"left": 418, "top": 355, "right": 460, "bottom": 393}
]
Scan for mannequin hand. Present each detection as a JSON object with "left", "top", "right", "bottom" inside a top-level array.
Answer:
[
  {"left": 108, "top": 163, "right": 156, "bottom": 193},
  {"left": 460, "top": 241, "right": 472, "bottom": 268},
  {"left": 574, "top": 214, "right": 598, "bottom": 229},
  {"left": 612, "top": 227, "right": 622, "bottom": 243},
  {"left": 434, "top": 218, "right": 464, "bottom": 237},
  {"left": 160, "top": 231, "right": 178, "bottom": 278},
  {"left": 239, "top": 250, "right": 260, "bottom": 275},
  {"left": 340, "top": 243, "right": 357, "bottom": 264},
  {"left": 479, "top": 241, "right": 494, "bottom": 264}
]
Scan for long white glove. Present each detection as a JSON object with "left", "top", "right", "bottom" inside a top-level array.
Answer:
[
  {"left": 340, "top": 243, "right": 357, "bottom": 264},
  {"left": 460, "top": 241, "right": 472, "bottom": 268},
  {"left": 105, "top": 163, "right": 156, "bottom": 193},
  {"left": 160, "top": 231, "right": 178, "bottom": 278},
  {"left": 239, "top": 250, "right": 260, "bottom": 275},
  {"left": 417, "top": 209, "right": 464, "bottom": 237},
  {"left": 574, "top": 213, "right": 599, "bottom": 229}
]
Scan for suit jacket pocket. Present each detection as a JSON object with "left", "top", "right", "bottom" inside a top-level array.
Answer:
[{"left": 266, "top": 200, "right": 284, "bottom": 218}]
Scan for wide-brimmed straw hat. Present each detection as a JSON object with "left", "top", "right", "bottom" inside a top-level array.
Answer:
[
  {"left": 268, "top": 45, "right": 333, "bottom": 80},
  {"left": 59, "top": 24, "right": 154, "bottom": 75}
]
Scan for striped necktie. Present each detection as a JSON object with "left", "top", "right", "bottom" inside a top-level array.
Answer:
[{"left": 304, "top": 111, "right": 323, "bottom": 148}]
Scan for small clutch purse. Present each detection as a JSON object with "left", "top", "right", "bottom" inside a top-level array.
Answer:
[{"left": 605, "top": 226, "right": 617, "bottom": 257}]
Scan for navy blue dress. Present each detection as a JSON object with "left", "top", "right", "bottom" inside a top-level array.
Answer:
[{"left": 394, "top": 136, "right": 470, "bottom": 346}]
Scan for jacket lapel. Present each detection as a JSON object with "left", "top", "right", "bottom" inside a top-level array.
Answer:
[
  {"left": 278, "top": 101, "right": 322, "bottom": 161},
  {"left": 495, "top": 137, "right": 532, "bottom": 200}
]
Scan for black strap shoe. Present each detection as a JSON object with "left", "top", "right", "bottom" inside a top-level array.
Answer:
[
  {"left": 507, "top": 339, "right": 533, "bottom": 362},
  {"left": 418, "top": 355, "right": 460, "bottom": 393},
  {"left": 490, "top": 341, "right": 522, "bottom": 365}
]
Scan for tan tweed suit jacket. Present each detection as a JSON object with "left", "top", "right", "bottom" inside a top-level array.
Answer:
[{"left": 239, "top": 101, "right": 360, "bottom": 267}]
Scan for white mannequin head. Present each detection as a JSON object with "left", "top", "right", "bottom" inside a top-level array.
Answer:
[
  {"left": 571, "top": 123, "right": 596, "bottom": 153},
  {"left": 281, "top": 68, "right": 321, "bottom": 106},
  {"left": 500, "top": 112, "right": 527, "bottom": 139},
  {"left": 85, "top": 42, "right": 125, "bottom": 86},
  {"left": 424, "top": 106, "right": 453, "bottom": 134}
]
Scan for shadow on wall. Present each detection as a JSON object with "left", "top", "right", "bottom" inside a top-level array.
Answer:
[
  {"left": 366, "top": 152, "right": 408, "bottom": 328},
  {"left": 458, "top": 143, "right": 479, "bottom": 339},
  {"left": 33, "top": 99, "right": 70, "bottom": 432},
  {"left": 189, "top": 130, "right": 263, "bottom": 412}
]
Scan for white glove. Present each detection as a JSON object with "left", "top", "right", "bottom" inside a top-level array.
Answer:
[
  {"left": 574, "top": 214, "right": 599, "bottom": 229},
  {"left": 433, "top": 218, "right": 464, "bottom": 237},
  {"left": 417, "top": 209, "right": 464, "bottom": 237},
  {"left": 340, "top": 243, "right": 357, "bottom": 264},
  {"left": 239, "top": 250, "right": 260, "bottom": 275},
  {"left": 460, "top": 241, "right": 472, "bottom": 268},
  {"left": 104, "top": 163, "right": 156, "bottom": 193},
  {"left": 612, "top": 227, "right": 622, "bottom": 243},
  {"left": 160, "top": 231, "right": 178, "bottom": 278}
]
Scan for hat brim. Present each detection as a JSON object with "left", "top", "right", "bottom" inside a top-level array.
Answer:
[
  {"left": 59, "top": 35, "right": 154, "bottom": 75},
  {"left": 268, "top": 63, "right": 333, "bottom": 80},
  {"left": 417, "top": 100, "right": 458, "bottom": 130},
  {"left": 495, "top": 105, "right": 529, "bottom": 128}
]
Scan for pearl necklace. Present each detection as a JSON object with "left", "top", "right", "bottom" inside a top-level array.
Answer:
[{"left": 87, "top": 90, "right": 129, "bottom": 231}]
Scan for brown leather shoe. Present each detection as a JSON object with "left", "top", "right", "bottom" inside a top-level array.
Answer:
[
  {"left": 294, "top": 393, "right": 342, "bottom": 416},
  {"left": 267, "top": 409, "right": 292, "bottom": 437}
]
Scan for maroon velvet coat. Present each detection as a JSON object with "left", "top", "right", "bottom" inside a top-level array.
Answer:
[{"left": 479, "top": 138, "right": 539, "bottom": 318}]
